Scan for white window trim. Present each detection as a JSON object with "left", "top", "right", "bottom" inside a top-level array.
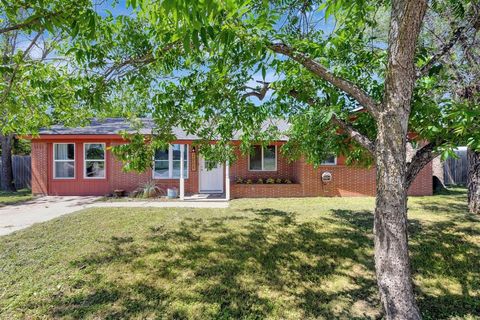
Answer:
[
  {"left": 321, "top": 156, "right": 337, "bottom": 165},
  {"left": 53, "top": 143, "right": 76, "bottom": 180},
  {"left": 248, "top": 145, "right": 277, "bottom": 172},
  {"left": 152, "top": 144, "right": 189, "bottom": 179},
  {"left": 83, "top": 143, "right": 106, "bottom": 179}
]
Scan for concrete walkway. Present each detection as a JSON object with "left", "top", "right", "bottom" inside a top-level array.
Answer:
[
  {"left": 90, "top": 201, "right": 229, "bottom": 209},
  {"left": 0, "top": 197, "right": 229, "bottom": 236}
]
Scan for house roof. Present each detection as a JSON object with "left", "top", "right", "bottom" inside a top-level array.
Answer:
[{"left": 37, "top": 118, "right": 290, "bottom": 141}]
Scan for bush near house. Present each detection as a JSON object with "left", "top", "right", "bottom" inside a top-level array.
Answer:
[{"left": 235, "top": 177, "right": 295, "bottom": 184}]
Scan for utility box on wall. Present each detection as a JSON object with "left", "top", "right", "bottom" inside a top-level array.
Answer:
[{"left": 321, "top": 171, "right": 332, "bottom": 182}]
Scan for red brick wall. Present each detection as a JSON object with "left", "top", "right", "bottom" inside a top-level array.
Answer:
[
  {"left": 31, "top": 142, "right": 48, "bottom": 195},
  {"left": 230, "top": 152, "right": 433, "bottom": 198},
  {"left": 30, "top": 138, "right": 433, "bottom": 197},
  {"left": 231, "top": 184, "right": 304, "bottom": 198},
  {"left": 30, "top": 138, "right": 200, "bottom": 196},
  {"left": 46, "top": 141, "right": 111, "bottom": 196},
  {"left": 407, "top": 160, "right": 433, "bottom": 196},
  {"left": 296, "top": 158, "right": 378, "bottom": 197}
]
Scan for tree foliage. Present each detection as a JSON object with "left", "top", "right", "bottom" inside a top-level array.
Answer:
[
  {"left": 69, "top": 0, "right": 478, "bottom": 172},
  {"left": 0, "top": 0, "right": 105, "bottom": 135}
]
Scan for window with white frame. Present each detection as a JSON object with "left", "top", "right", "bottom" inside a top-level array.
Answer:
[
  {"left": 84, "top": 143, "right": 106, "bottom": 178},
  {"left": 321, "top": 155, "right": 337, "bottom": 165},
  {"left": 54, "top": 143, "right": 75, "bottom": 179},
  {"left": 153, "top": 144, "right": 188, "bottom": 179},
  {"left": 249, "top": 145, "right": 277, "bottom": 171}
]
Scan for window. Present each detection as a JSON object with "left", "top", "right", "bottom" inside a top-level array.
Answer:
[
  {"left": 321, "top": 155, "right": 337, "bottom": 165},
  {"left": 84, "top": 143, "right": 106, "bottom": 178},
  {"left": 249, "top": 145, "right": 277, "bottom": 171},
  {"left": 153, "top": 144, "right": 188, "bottom": 179},
  {"left": 54, "top": 143, "right": 75, "bottom": 179}
]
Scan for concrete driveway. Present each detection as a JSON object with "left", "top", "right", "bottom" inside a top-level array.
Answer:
[
  {"left": 0, "top": 196, "right": 99, "bottom": 236},
  {"left": 0, "top": 196, "right": 229, "bottom": 236}
]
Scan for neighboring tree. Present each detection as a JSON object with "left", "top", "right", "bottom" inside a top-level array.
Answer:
[
  {"left": 0, "top": 134, "right": 15, "bottom": 191},
  {"left": 0, "top": 0, "right": 101, "bottom": 190},
  {"left": 70, "top": 0, "right": 479, "bottom": 318},
  {"left": 468, "top": 149, "right": 480, "bottom": 213},
  {"left": 419, "top": 1, "right": 480, "bottom": 212},
  {"left": 12, "top": 138, "right": 31, "bottom": 156}
]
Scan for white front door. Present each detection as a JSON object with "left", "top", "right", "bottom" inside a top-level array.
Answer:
[{"left": 199, "top": 157, "right": 224, "bottom": 193}]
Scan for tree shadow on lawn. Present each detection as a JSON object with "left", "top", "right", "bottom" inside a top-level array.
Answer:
[
  {"left": 332, "top": 208, "right": 480, "bottom": 319},
  {"left": 45, "top": 206, "right": 479, "bottom": 319}
]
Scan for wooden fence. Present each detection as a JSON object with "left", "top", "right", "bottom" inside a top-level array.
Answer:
[
  {"left": 0, "top": 155, "right": 31, "bottom": 190},
  {"left": 444, "top": 149, "right": 468, "bottom": 186}
]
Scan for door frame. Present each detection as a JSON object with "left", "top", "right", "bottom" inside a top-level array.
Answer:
[{"left": 198, "top": 156, "right": 224, "bottom": 193}]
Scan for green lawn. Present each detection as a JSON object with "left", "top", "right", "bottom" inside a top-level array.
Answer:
[
  {"left": 0, "top": 189, "right": 479, "bottom": 319},
  {"left": 0, "top": 189, "right": 33, "bottom": 206}
]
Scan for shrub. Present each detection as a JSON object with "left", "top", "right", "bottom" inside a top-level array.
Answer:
[
  {"left": 134, "top": 180, "right": 165, "bottom": 198},
  {"left": 235, "top": 177, "right": 244, "bottom": 184},
  {"left": 275, "top": 178, "right": 283, "bottom": 184},
  {"left": 246, "top": 179, "right": 253, "bottom": 184},
  {"left": 257, "top": 178, "right": 264, "bottom": 184},
  {"left": 266, "top": 178, "right": 275, "bottom": 184},
  {"left": 283, "top": 178, "right": 292, "bottom": 184}
]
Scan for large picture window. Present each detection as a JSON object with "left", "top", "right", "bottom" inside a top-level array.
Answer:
[
  {"left": 249, "top": 145, "right": 277, "bottom": 171},
  {"left": 154, "top": 144, "right": 188, "bottom": 179},
  {"left": 84, "top": 143, "right": 106, "bottom": 178},
  {"left": 53, "top": 143, "right": 75, "bottom": 179}
]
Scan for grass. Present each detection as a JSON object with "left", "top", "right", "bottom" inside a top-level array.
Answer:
[
  {"left": 0, "top": 189, "right": 33, "bottom": 206},
  {"left": 0, "top": 188, "right": 478, "bottom": 319}
]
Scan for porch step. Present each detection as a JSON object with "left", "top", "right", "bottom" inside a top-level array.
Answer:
[{"left": 183, "top": 193, "right": 228, "bottom": 202}]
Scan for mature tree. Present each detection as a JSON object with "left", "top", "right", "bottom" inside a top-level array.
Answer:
[
  {"left": 0, "top": 0, "right": 101, "bottom": 190},
  {"left": 418, "top": 0, "right": 480, "bottom": 212},
  {"left": 75, "top": 0, "right": 479, "bottom": 318},
  {"left": 467, "top": 149, "right": 480, "bottom": 213}
]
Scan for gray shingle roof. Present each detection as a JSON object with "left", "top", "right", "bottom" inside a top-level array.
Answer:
[{"left": 38, "top": 118, "right": 290, "bottom": 141}]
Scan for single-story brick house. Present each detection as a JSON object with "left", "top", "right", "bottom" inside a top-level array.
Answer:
[{"left": 28, "top": 118, "right": 433, "bottom": 199}]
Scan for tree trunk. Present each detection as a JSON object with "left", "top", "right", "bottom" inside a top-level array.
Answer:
[
  {"left": 0, "top": 133, "right": 16, "bottom": 192},
  {"left": 467, "top": 148, "right": 480, "bottom": 214},
  {"left": 373, "top": 0, "right": 427, "bottom": 319},
  {"left": 375, "top": 118, "right": 420, "bottom": 320}
]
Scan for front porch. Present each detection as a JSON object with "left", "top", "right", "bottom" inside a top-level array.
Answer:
[{"left": 178, "top": 156, "right": 231, "bottom": 200}]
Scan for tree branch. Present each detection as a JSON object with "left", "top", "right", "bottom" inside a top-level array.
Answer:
[
  {"left": 0, "top": 29, "right": 44, "bottom": 104},
  {"left": 269, "top": 42, "right": 379, "bottom": 118},
  {"left": 417, "top": 25, "right": 467, "bottom": 78},
  {"left": 103, "top": 53, "right": 155, "bottom": 80},
  {"left": 288, "top": 90, "right": 376, "bottom": 154},
  {"left": 418, "top": 6, "right": 480, "bottom": 78},
  {"left": 241, "top": 80, "right": 375, "bottom": 153},
  {"left": 405, "top": 140, "right": 444, "bottom": 189},
  {"left": 0, "top": 12, "right": 60, "bottom": 35},
  {"left": 242, "top": 81, "right": 270, "bottom": 100},
  {"left": 103, "top": 41, "right": 180, "bottom": 80},
  {"left": 330, "top": 116, "right": 376, "bottom": 154}
]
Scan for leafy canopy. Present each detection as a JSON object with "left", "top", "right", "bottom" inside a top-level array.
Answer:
[
  {"left": 0, "top": 0, "right": 106, "bottom": 135},
  {"left": 71, "top": 0, "right": 479, "bottom": 170}
]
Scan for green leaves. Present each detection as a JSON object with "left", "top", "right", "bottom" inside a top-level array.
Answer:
[
  {"left": 0, "top": 0, "right": 106, "bottom": 135},
  {"left": 41, "top": 0, "right": 476, "bottom": 169}
]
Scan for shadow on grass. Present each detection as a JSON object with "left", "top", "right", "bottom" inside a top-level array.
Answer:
[
  {"left": 331, "top": 208, "right": 480, "bottom": 319},
  {"left": 45, "top": 206, "right": 479, "bottom": 319},
  {"left": 434, "top": 186, "right": 468, "bottom": 196}
]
